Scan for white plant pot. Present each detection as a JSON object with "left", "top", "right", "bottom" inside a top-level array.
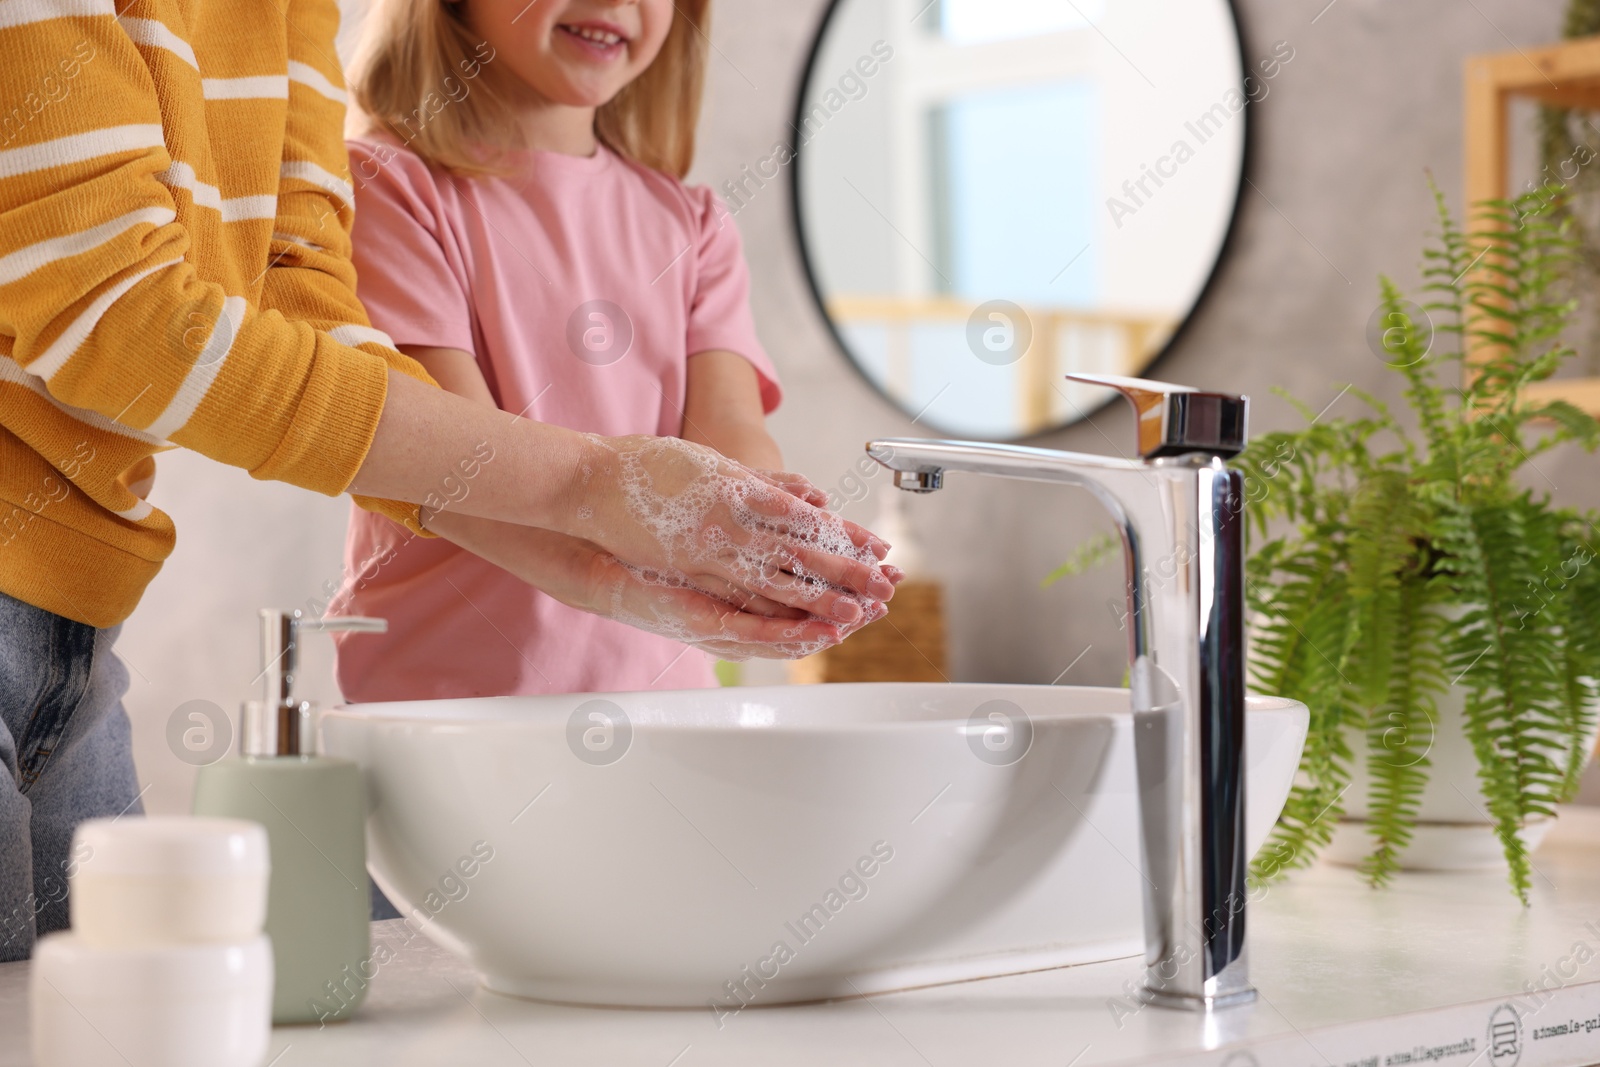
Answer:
[{"left": 1325, "top": 678, "right": 1600, "bottom": 871}]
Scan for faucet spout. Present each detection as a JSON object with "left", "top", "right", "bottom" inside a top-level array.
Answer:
[{"left": 865, "top": 378, "right": 1254, "bottom": 1012}]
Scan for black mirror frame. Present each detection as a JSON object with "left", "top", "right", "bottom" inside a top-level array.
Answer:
[{"left": 787, "top": 0, "right": 1257, "bottom": 442}]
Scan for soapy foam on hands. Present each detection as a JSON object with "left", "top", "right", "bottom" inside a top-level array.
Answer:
[
  {"left": 606, "top": 563, "right": 888, "bottom": 661},
  {"left": 618, "top": 438, "right": 878, "bottom": 592},
  {"left": 603, "top": 563, "right": 853, "bottom": 661},
  {"left": 601, "top": 566, "right": 889, "bottom": 659},
  {"left": 592, "top": 438, "right": 887, "bottom": 658}
]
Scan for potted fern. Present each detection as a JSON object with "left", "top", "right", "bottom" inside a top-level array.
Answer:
[{"left": 1238, "top": 184, "right": 1600, "bottom": 901}]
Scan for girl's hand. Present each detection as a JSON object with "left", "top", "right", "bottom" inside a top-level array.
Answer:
[
  {"left": 562, "top": 435, "right": 896, "bottom": 625},
  {"left": 749, "top": 468, "right": 833, "bottom": 512},
  {"left": 584, "top": 555, "right": 854, "bottom": 661}
]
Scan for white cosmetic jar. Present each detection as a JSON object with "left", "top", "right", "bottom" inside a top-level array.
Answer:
[
  {"left": 31, "top": 933, "right": 273, "bottom": 1067},
  {"left": 70, "top": 817, "right": 269, "bottom": 947}
]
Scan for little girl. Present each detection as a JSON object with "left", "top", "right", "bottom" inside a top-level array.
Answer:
[{"left": 332, "top": 0, "right": 891, "bottom": 699}]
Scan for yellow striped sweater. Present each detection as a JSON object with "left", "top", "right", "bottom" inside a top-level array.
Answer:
[{"left": 0, "top": 0, "right": 432, "bottom": 627}]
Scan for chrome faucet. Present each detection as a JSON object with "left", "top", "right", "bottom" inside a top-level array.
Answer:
[{"left": 867, "top": 374, "right": 1254, "bottom": 1012}]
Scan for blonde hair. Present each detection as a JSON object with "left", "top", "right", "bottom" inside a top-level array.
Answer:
[{"left": 347, "top": 0, "right": 710, "bottom": 179}]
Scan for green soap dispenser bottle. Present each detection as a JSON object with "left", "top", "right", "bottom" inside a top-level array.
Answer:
[{"left": 194, "top": 608, "right": 386, "bottom": 1025}]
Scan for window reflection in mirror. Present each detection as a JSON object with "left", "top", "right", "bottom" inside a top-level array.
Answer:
[{"left": 793, "top": 0, "right": 1248, "bottom": 439}]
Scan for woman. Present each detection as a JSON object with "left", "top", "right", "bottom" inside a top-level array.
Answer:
[{"left": 0, "top": 0, "right": 893, "bottom": 960}]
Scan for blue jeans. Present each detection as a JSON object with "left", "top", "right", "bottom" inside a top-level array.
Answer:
[{"left": 0, "top": 591, "right": 140, "bottom": 961}]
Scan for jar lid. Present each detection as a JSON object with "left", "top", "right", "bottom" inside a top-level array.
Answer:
[{"left": 73, "top": 817, "right": 269, "bottom": 879}]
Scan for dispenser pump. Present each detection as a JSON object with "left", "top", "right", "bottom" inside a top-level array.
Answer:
[{"left": 243, "top": 609, "right": 386, "bottom": 758}]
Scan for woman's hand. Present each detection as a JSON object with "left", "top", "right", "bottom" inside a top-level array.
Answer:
[{"left": 557, "top": 435, "right": 896, "bottom": 626}]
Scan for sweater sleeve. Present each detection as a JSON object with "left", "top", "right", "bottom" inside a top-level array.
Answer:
[
  {"left": 259, "top": 0, "right": 435, "bottom": 532},
  {"left": 0, "top": 1, "right": 427, "bottom": 527}
]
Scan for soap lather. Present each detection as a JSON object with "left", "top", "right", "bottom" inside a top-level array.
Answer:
[{"left": 193, "top": 609, "right": 386, "bottom": 1025}]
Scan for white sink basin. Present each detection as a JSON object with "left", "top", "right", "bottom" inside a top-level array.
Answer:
[{"left": 321, "top": 684, "right": 1307, "bottom": 1007}]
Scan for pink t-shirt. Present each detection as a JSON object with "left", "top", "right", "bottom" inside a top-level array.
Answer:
[{"left": 333, "top": 136, "right": 780, "bottom": 702}]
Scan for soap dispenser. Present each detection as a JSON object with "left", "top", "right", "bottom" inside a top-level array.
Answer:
[{"left": 193, "top": 609, "right": 386, "bottom": 1025}]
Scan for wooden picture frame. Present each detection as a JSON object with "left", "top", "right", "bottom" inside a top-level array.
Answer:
[{"left": 1465, "top": 37, "right": 1600, "bottom": 413}]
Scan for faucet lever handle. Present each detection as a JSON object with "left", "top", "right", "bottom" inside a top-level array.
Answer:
[
  {"left": 1065, "top": 373, "right": 1248, "bottom": 460},
  {"left": 297, "top": 615, "right": 387, "bottom": 635},
  {"left": 259, "top": 609, "right": 388, "bottom": 712}
]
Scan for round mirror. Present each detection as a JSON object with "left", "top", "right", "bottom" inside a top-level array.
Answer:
[{"left": 791, "top": 0, "right": 1251, "bottom": 439}]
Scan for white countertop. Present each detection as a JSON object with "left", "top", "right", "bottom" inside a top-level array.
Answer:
[{"left": 6, "top": 811, "right": 1600, "bottom": 1067}]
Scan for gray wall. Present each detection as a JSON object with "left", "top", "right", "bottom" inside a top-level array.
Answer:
[
  {"left": 124, "top": 0, "right": 1594, "bottom": 815},
  {"left": 698, "top": 0, "right": 1582, "bottom": 685}
]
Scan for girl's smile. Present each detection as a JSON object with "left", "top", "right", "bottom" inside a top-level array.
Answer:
[
  {"left": 555, "top": 18, "right": 631, "bottom": 60},
  {"left": 466, "top": 0, "right": 672, "bottom": 125}
]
